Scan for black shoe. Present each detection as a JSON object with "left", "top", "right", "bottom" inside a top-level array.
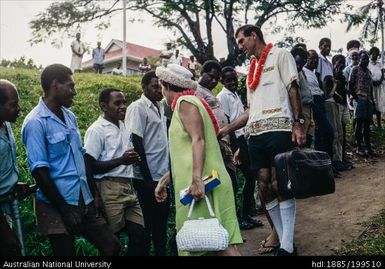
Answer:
[
  {"left": 244, "top": 215, "right": 264, "bottom": 227},
  {"left": 239, "top": 220, "right": 254, "bottom": 230},
  {"left": 274, "top": 247, "right": 298, "bottom": 256}
]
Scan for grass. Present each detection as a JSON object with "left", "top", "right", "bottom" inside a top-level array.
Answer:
[{"left": 336, "top": 209, "right": 385, "bottom": 256}]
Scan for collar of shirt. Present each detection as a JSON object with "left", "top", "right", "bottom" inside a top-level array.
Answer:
[
  {"left": 221, "top": 87, "right": 238, "bottom": 98},
  {"left": 98, "top": 115, "right": 124, "bottom": 130},
  {"left": 37, "top": 97, "right": 71, "bottom": 127},
  {"left": 141, "top": 94, "right": 160, "bottom": 109}
]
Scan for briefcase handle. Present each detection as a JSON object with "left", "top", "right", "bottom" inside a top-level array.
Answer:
[{"left": 187, "top": 195, "right": 215, "bottom": 219}]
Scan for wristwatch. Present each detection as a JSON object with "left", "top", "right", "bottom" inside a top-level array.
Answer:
[{"left": 293, "top": 118, "right": 305, "bottom": 125}]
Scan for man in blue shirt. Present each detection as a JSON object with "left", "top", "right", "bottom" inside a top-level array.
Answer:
[
  {"left": 21, "top": 64, "right": 120, "bottom": 256},
  {"left": 0, "top": 79, "right": 22, "bottom": 256}
]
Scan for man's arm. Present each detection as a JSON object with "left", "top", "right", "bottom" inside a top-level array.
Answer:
[
  {"left": 32, "top": 168, "right": 82, "bottom": 234},
  {"left": 288, "top": 80, "right": 306, "bottom": 146},
  {"left": 132, "top": 134, "right": 153, "bottom": 185},
  {"left": 85, "top": 151, "right": 140, "bottom": 175},
  {"left": 218, "top": 109, "right": 249, "bottom": 139}
]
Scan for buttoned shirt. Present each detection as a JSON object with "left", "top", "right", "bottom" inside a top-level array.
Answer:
[
  {"left": 298, "top": 71, "right": 313, "bottom": 105},
  {"left": 217, "top": 87, "right": 245, "bottom": 138},
  {"left": 92, "top": 47, "right": 105, "bottom": 65},
  {"left": 125, "top": 94, "right": 169, "bottom": 181},
  {"left": 317, "top": 53, "right": 335, "bottom": 102},
  {"left": 196, "top": 84, "right": 231, "bottom": 143},
  {"left": 0, "top": 122, "right": 18, "bottom": 196},
  {"left": 84, "top": 116, "right": 134, "bottom": 179},
  {"left": 246, "top": 47, "right": 298, "bottom": 136},
  {"left": 349, "top": 65, "right": 373, "bottom": 101},
  {"left": 303, "top": 67, "right": 324, "bottom": 96},
  {"left": 21, "top": 98, "right": 93, "bottom": 206}
]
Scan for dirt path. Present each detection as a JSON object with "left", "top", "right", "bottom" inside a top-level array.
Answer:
[{"left": 238, "top": 157, "right": 385, "bottom": 256}]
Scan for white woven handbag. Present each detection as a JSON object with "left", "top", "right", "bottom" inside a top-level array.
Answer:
[{"left": 176, "top": 195, "right": 229, "bottom": 252}]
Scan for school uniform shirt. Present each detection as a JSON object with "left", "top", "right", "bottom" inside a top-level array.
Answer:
[
  {"left": 217, "top": 87, "right": 245, "bottom": 138},
  {"left": 125, "top": 94, "right": 169, "bottom": 182},
  {"left": 84, "top": 116, "right": 134, "bottom": 179}
]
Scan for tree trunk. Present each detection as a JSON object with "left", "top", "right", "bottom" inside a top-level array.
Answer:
[{"left": 379, "top": 0, "right": 384, "bottom": 65}]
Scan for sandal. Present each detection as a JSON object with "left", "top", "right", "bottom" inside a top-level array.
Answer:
[{"left": 257, "top": 239, "right": 280, "bottom": 255}]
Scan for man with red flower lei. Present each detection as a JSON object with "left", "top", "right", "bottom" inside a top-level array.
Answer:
[{"left": 219, "top": 25, "right": 305, "bottom": 256}]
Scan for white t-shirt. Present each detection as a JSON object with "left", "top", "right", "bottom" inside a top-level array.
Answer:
[
  {"left": 246, "top": 47, "right": 298, "bottom": 135},
  {"left": 303, "top": 67, "right": 324, "bottom": 96},
  {"left": 125, "top": 94, "right": 169, "bottom": 181},
  {"left": 84, "top": 116, "right": 134, "bottom": 179},
  {"left": 217, "top": 87, "right": 245, "bottom": 138}
]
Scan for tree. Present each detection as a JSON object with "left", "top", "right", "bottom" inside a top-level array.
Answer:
[
  {"left": 0, "top": 56, "right": 42, "bottom": 70},
  {"left": 344, "top": 0, "right": 384, "bottom": 63},
  {"left": 29, "top": 0, "right": 343, "bottom": 66}
]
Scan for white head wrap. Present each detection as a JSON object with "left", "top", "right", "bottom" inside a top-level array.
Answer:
[{"left": 155, "top": 64, "right": 197, "bottom": 90}]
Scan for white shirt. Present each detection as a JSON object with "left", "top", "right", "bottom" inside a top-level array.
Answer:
[
  {"left": 317, "top": 53, "right": 335, "bottom": 102},
  {"left": 160, "top": 50, "right": 173, "bottom": 67},
  {"left": 84, "top": 116, "right": 134, "bottom": 179},
  {"left": 125, "top": 94, "right": 169, "bottom": 181},
  {"left": 303, "top": 67, "right": 324, "bottom": 96},
  {"left": 170, "top": 54, "right": 183, "bottom": 65},
  {"left": 368, "top": 61, "right": 383, "bottom": 82},
  {"left": 246, "top": 47, "right": 298, "bottom": 135},
  {"left": 217, "top": 87, "right": 245, "bottom": 138}
]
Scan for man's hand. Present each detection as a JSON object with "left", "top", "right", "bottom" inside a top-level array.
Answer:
[
  {"left": 292, "top": 123, "right": 306, "bottom": 146},
  {"left": 233, "top": 148, "right": 241, "bottom": 166},
  {"left": 93, "top": 192, "right": 107, "bottom": 221},
  {"left": 120, "top": 149, "right": 141, "bottom": 165},
  {"left": 59, "top": 205, "right": 82, "bottom": 235},
  {"left": 155, "top": 182, "right": 168, "bottom": 203},
  {"left": 15, "top": 182, "right": 37, "bottom": 201}
]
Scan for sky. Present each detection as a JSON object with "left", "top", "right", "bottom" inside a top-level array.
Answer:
[{"left": 0, "top": 0, "right": 373, "bottom": 68}]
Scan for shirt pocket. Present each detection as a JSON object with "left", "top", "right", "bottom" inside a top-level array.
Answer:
[{"left": 46, "top": 132, "right": 68, "bottom": 159}]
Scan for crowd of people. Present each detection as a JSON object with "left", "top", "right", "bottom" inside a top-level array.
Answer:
[{"left": 0, "top": 24, "right": 383, "bottom": 257}]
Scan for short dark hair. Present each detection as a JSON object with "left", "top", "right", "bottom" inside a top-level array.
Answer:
[
  {"left": 290, "top": 47, "right": 308, "bottom": 61},
  {"left": 293, "top": 43, "right": 307, "bottom": 51},
  {"left": 141, "top": 71, "right": 157, "bottom": 86},
  {"left": 319, "top": 37, "right": 331, "bottom": 48},
  {"left": 369, "top": 46, "right": 380, "bottom": 55},
  {"left": 221, "top": 66, "right": 236, "bottom": 75},
  {"left": 332, "top": 54, "right": 345, "bottom": 66},
  {"left": 346, "top": 40, "right": 360, "bottom": 51},
  {"left": 40, "top": 64, "right": 73, "bottom": 93},
  {"left": 359, "top": 50, "right": 369, "bottom": 57},
  {"left": 201, "top": 60, "right": 222, "bottom": 75},
  {"left": 235, "top": 25, "right": 265, "bottom": 43},
  {"left": 99, "top": 88, "right": 122, "bottom": 104}
]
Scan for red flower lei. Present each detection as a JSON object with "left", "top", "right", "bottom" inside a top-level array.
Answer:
[
  {"left": 171, "top": 90, "right": 220, "bottom": 134},
  {"left": 247, "top": 43, "right": 273, "bottom": 91}
]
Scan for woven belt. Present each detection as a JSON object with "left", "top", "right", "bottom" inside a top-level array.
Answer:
[{"left": 245, "top": 117, "right": 292, "bottom": 138}]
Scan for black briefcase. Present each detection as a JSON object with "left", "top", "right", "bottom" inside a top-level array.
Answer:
[{"left": 274, "top": 148, "right": 335, "bottom": 199}]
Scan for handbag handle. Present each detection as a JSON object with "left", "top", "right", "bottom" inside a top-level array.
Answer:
[{"left": 187, "top": 195, "right": 215, "bottom": 219}]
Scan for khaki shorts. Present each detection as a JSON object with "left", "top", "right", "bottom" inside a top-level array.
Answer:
[
  {"left": 96, "top": 177, "right": 144, "bottom": 233},
  {"left": 34, "top": 197, "right": 106, "bottom": 236},
  {"left": 303, "top": 105, "right": 315, "bottom": 136}
]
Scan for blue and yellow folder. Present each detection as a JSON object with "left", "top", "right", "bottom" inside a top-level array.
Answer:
[{"left": 179, "top": 170, "right": 221, "bottom": 205}]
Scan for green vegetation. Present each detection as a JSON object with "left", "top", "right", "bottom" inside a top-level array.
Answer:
[{"left": 336, "top": 209, "right": 385, "bottom": 256}]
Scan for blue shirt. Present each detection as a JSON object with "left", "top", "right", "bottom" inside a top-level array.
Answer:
[
  {"left": 21, "top": 98, "right": 93, "bottom": 206},
  {"left": 0, "top": 122, "right": 18, "bottom": 196}
]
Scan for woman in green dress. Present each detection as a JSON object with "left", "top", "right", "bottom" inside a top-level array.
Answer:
[{"left": 154, "top": 64, "right": 242, "bottom": 256}]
